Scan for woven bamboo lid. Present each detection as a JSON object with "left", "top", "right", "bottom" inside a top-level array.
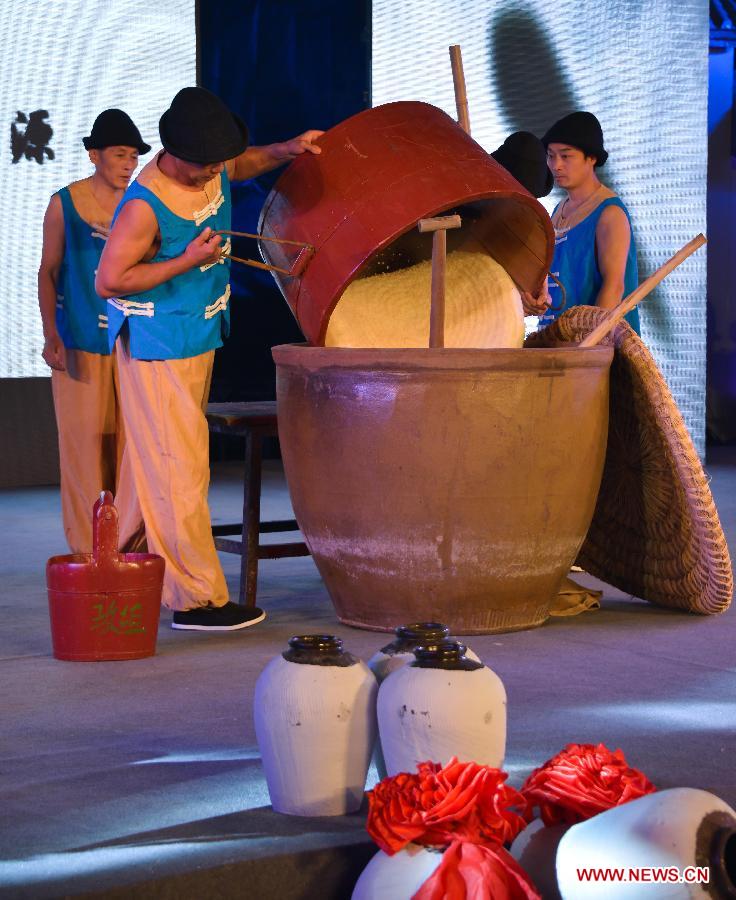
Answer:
[{"left": 525, "top": 305, "right": 733, "bottom": 615}]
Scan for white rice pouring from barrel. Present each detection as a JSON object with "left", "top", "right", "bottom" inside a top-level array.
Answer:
[{"left": 324, "top": 243, "right": 525, "bottom": 349}]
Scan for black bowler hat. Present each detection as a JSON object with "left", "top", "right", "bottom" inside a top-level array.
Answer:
[
  {"left": 159, "top": 87, "right": 249, "bottom": 164},
  {"left": 491, "top": 131, "right": 553, "bottom": 198},
  {"left": 83, "top": 109, "right": 150, "bottom": 154},
  {"left": 542, "top": 111, "right": 608, "bottom": 167}
]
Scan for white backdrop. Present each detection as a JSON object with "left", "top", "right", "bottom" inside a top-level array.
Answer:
[
  {"left": 0, "top": 0, "right": 196, "bottom": 380},
  {"left": 373, "top": 0, "right": 709, "bottom": 454}
]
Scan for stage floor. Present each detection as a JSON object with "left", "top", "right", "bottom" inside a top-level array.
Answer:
[{"left": 2, "top": 450, "right": 735, "bottom": 898}]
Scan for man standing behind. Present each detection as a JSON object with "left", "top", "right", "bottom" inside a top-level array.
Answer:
[
  {"left": 38, "top": 109, "right": 149, "bottom": 553},
  {"left": 530, "top": 111, "right": 640, "bottom": 333},
  {"left": 96, "top": 87, "right": 321, "bottom": 632}
]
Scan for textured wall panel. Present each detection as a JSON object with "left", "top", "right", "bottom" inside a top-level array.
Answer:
[
  {"left": 0, "top": 1, "right": 195, "bottom": 380},
  {"left": 373, "top": 0, "right": 708, "bottom": 455}
]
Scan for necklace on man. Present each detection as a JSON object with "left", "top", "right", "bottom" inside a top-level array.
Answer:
[{"left": 556, "top": 184, "right": 602, "bottom": 230}]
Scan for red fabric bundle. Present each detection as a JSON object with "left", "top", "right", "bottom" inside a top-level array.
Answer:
[{"left": 521, "top": 742, "right": 656, "bottom": 826}]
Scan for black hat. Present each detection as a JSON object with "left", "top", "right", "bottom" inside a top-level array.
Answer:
[
  {"left": 83, "top": 109, "right": 150, "bottom": 154},
  {"left": 542, "top": 111, "right": 608, "bottom": 167},
  {"left": 159, "top": 87, "right": 249, "bottom": 164},
  {"left": 491, "top": 131, "right": 553, "bottom": 198}
]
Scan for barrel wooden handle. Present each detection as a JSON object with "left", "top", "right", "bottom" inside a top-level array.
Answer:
[
  {"left": 449, "top": 45, "right": 471, "bottom": 135},
  {"left": 418, "top": 214, "right": 462, "bottom": 233},
  {"left": 579, "top": 234, "right": 707, "bottom": 348},
  {"left": 430, "top": 231, "right": 447, "bottom": 348},
  {"left": 418, "top": 215, "right": 463, "bottom": 348}
]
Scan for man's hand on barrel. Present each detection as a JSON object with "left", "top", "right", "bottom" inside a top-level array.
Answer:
[
  {"left": 275, "top": 130, "right": 324, "bottom": 161},
  {"left": 520, "top": 283, "right": 551, "bottom": 316}
]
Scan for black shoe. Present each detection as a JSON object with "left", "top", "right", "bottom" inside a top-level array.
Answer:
[{"left": 171, "top": 602, "right": 266, "bottom": 632}]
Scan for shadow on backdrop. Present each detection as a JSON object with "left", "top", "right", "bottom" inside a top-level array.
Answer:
[{"left": 489, "top": 4, "right": 655, "bottom": 317}]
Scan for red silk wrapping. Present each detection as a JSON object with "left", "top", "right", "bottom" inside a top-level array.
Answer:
[
  {"left": 520, "top": 742, "right": 656, "bottom": 826},
  {"left": 366, "top": 758, "right": 529, "bottom": 855},
  {"left": 412, "top": 841, "right": 541, "bottom": 900}
]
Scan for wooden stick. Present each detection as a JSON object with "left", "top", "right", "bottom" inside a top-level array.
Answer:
[
  {"left": 214, "top": 229, "right": 313, "bottom": 250},
  {"left": 417, "top": 215, "right": 462, "bottom": 348},
  {"left": 579, "top": 234, "right": 707, "bottom": 348},
  {"left": 228, "top": 254, "right": 294, "bottom": 276},
  {"left": 449, "top": 45, "right": 471, "bottom": 135},
  {"left": 430, "top": 230, "right": 447, "bottom": 348}
]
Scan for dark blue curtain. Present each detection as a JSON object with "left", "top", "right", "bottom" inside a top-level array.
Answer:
[{"left": 198, "top": 0, "right": 370, "bottom": 400}]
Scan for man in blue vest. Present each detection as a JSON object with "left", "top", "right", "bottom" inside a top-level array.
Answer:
[
  {"left": 38, "top": 109, "right": 149, "bottom": 553},
  {"left": 531, "top": 111, "right": 640, "bottom": 332},
  {"left": 96, "top": 88, "right": 321, "bottom": 632}
]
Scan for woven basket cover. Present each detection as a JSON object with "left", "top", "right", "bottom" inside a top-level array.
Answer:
[{"left": 525, "top": 306, "right": 733, "bottom": 615}]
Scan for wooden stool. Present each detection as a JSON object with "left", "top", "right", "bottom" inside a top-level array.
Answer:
[{"left": 206, "top": 401, "right": 310, "bottom": 607}]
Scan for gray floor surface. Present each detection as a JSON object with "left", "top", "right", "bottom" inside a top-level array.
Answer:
[{"left": 1, "top": 450, "right": 735, "bottom": 897}]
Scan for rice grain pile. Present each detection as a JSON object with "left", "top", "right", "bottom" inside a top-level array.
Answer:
[{"left": 324, "top": 247, "right": 524, "bottom": 349}]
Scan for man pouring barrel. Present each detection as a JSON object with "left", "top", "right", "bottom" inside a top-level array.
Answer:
[{"left": 96, "top": 87, "right": 322, "bottom": 632}]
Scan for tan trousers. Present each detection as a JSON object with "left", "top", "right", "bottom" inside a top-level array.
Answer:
[
  {"left": 51, "top": 349, "right": 145, "bottom": 554},
  {"left": 115, "top": 337, "right": 228, "bottom": 611}
]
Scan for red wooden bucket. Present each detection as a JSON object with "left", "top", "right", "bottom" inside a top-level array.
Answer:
[
  {"left": 46, "top": 492, "right": 164, "bottom": 661},
  {"left": 258, "top": 100, "right": 554, "bottom": 345}
]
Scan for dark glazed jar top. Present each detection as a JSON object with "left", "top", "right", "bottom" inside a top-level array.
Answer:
[
  {"left": 411, "top": 639, "right": 484, "bottom": 671},
  {"left": 282, "top": 634, "right": 357, "bottom": 667},
  {"left": 709, "top": 823, "right": 736, "bottom": 899},
  {"left": 379, "top": 622, "right": 450, "bottom": 656}
]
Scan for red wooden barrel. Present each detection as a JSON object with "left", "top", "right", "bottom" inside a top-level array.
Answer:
[
  {"left": 259, "top": 101, "right": 554, "bottom": 345},
  {"left": 47, "top": 492, "right": 164, "bottom": 661}
]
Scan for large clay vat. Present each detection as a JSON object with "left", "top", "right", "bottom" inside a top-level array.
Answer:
[
  {"left": 259, "top": 101, "right": 554, "bottom": 345},
  {"left": 273, "top": 344, "right": 613, "bottom": 634}
]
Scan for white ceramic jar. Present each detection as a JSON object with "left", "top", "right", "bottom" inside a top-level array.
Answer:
[
  {"left": 510, "top": 819, "right": 569, "bottom": 900},
  {"left": 254, "top": 634, "right": 378, "bottom": 816},
  {"left": 556, "top": 787, "right": 736, "bottom": 899},
  {"left": 352, "top": 844, "right": 443, "bottom": 900},
  {"left": 367, "top": 624, "right": 480, "bottom": 779},
  {"left": 377, "top": 640, "right": 506, "bottom": 775}
]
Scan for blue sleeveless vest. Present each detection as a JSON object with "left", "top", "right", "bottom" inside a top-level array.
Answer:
[
  {"left": 540, "top": 196, "right": 640, "bottom": 334},
  {"left": 106, "top": 171, "right": 232, "bottom": 360},
  {"left": 55, "top": 187, "right": 110, "bottom": 354}
]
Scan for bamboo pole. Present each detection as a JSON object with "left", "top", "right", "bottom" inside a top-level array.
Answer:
[
  {"left": 449, "top": 45, "right": 471, "bottom": 135},
  {"left": 580, "top": 234, "right": 707, "bottom": 347}
]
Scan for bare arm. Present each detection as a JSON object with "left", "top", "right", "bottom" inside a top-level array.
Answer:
[
  {"left": 226, "top": 130, "right": 323, "bottom": 182},
  {"left": 95, "top": 199, "right": 223, "bottom": 299},
  {"left": 37, "top": 194, "right": 66, "bottom": 370},
  {"left": 595, "top": 205, "right": 631, "bottom": 310}
]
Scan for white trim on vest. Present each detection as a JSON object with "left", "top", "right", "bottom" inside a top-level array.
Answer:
[
  {"left": 193, "top": 191, "right": 224, "bottom": 227},
  {"left": 200, "top": 237, "right": 231, "bottom": 272},
  {"left": 108, "top": 297, "right": 155, "bottom": 318},
  {"left": 204, "top": 284, "right": 231, "bottom": 320}
]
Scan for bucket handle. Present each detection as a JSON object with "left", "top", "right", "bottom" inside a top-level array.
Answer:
[
  {"left": 546, "top": 272, "right": 567, "bottom": 312},
  {"left": 213, "top": 230, "right": 315, "bottom": 278},
  {"left": 92, "top": 491, "right": 120, "bottom": 566}
]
